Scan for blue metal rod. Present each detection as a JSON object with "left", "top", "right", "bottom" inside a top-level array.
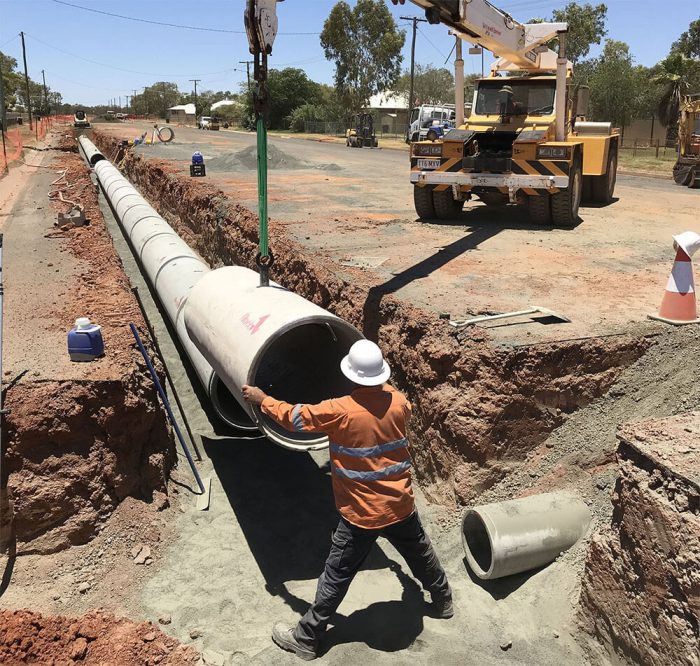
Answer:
[{"left": 129, "top": 323, "right": 205, "bottom": 494}]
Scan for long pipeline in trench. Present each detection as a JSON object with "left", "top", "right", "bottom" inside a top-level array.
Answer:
[{"left": 78, "top": 137, "right": 362, "bottom": 451}]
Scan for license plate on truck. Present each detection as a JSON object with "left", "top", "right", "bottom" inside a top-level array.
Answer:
[{"left": 417, "top": 159, "right": 440, "bottom": 170}]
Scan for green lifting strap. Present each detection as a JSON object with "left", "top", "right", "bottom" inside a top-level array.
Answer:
[{"left": 256, "top": 115, "right": 268, "bottom": 258}]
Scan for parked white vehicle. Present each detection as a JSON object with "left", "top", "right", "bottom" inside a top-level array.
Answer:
[
  {"left": 198, "top": 116, "right": 211, "bottom": 129},
  {"left": 405, "top": 104, "right": 455, "bottom": 143}
]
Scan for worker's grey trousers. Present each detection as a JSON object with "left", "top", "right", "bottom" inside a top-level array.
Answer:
[{"left": 293, "top": 511, "right": 451, "bottom": 651}]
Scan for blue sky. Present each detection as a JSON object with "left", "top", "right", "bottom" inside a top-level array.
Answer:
[{"left": 0, "top": 0, "right": 697, "bottom": 106}]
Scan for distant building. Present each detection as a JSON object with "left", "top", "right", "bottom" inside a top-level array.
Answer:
[
  {"left": 167, "top": 103, "right": 196, "bottom": 124},
  {"left": 367, "top": 92, "right": 408, "bottom": 134}
]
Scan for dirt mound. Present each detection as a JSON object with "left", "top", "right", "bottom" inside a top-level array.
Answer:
[{"left": 0, "top": 609, "right": 198, "bottom": 665}]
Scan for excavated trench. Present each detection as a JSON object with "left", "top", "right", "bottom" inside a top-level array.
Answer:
[
  {"left": 2, "top": 143, "right": 175, "bottom": 554},
  {"left": 93, "top": 131, "right": 653, "bottom": 505}
]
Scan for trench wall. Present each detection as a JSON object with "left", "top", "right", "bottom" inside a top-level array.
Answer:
[
  {"left": 94, "top": 132, "right": 651, "bottom": 504},
  {"left": 578, "top": 412, "right": 700, "bottom": 666},
  {"left": 2, "top": 144, "right": 175, "bottom": 554}
]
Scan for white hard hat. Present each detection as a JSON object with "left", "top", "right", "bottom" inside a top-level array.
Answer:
[
  {"left": 673, "top": 231, "right": 700, "bottom": 259},
  {"left": 340, "top": 340, "right": 391, "bottom": 386}
]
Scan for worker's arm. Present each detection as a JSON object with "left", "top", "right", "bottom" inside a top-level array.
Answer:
[{"left": 242, "top": 385, "right": 344, "bottom": 434}]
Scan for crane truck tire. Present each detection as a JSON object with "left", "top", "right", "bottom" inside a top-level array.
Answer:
[
  {"left": 528, "top": 194, "right": 551, "bottom": 225},
  {"left": 551, "top": 160, "right": 583, "bottom": 228},
  {"left": 673, "top": 162, "right": 694, "bottom": 186},
  {"left": 433, "top": 188, "right": 464, "bottom": 220},
  {"left": 413, "top": 185, "right": 436, "bottom": 219},
  {"left": 591, "top": 145, "right": 618, "bottom": 203}
]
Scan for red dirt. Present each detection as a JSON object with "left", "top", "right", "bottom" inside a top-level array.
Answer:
[
  {"left": 3, "top": 132, "right": 174, "bottom": 553},
  {"left": 0, "top": 609, "right": 198, "bottom": 665}
]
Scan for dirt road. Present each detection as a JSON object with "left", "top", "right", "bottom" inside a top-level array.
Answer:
[{"left": 98, "top": 121, "right": 699, "bottom": 345}]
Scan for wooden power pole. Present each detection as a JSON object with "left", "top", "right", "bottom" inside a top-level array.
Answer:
[{"left": 20, "top": 32, "right": 32, "bottom": 129}]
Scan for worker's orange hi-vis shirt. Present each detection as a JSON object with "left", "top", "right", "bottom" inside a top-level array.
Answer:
[{"left": 261, "top": 384, "right": 415, "bottom": 529}]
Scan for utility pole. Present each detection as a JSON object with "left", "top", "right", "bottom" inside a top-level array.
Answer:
[
  {"left": 0, "top": 54, "right": 7, "bottom": 134},
  {"left": 161, "top": 82, "right": 166, "bottom": 119},
  {"left": 239, "top": 60, "right": 253, "bottom": 112},
  {"left": 41, "top": 69, "right": 48, "bottom": 116},
  {"left": 119, "top": 95, "right": 122, "bottom": 110},
  {"left": 454, "top": 35, "right": 464, "bottom": 126},
  {"left": 19, "top": 32, "right": 33, "bottom": 129},
  {"left": 132, "top": 89, "right": 138, "bottom": 114},
  {"left": 189, "top": 79, "right": 201, "bottom": 117},
  {"left": 400, "top": 16, "right": 428, "bottom": 117}
]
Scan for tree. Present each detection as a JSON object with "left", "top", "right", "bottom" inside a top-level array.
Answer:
[
  {"left": 131, "top": 82, "right": 180, "bottom": 117},
  {"left": 672, "top": 18, "right": 700, "bottom": 59},
  {"left": 551, "top": 2, "right": 607, "bottom": 64},
  {"left": 0, "top": 51, "right": 23, "bottom": 114},
  {"left": 395, "top": 64, "right": 454, "bottom": 105},
  {"left": 321, "top": 0, "right": 405, "bottom": 115},
  {"left": 652, "top": 52, "right": 699, "bottom": 137},
  {"left": 587, "top": 40, "right": 637, "bottom": 128}
]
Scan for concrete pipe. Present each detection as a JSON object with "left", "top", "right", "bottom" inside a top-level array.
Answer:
[
  {"left": 184, "top": 266, "right": 364, "bottom": 452},
  {"left": 81, "top": 140, "right": 256, "bottom": 431},
  {"left": 461, "top": 492, "right": 591, "bottom": 580},
  {"left": 77, "top": 136, "right": 105, "bottom": 167}
]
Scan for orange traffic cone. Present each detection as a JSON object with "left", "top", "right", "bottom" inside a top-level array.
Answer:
[{"left": 649, "top": 247, "right": 700, "bottom": 324}]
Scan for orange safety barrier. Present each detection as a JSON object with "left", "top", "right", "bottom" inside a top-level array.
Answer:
[{"left": 1, "top": 128, "right": 24, "bottom": 172}]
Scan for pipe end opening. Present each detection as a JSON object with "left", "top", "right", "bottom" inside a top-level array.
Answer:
[
  {"left": 462, "top": 511, "right": 493, "bottom": 579},
  {"left": 210, "top": 374, "right": 258, "bottom": 432},
  {"left": 253, "top": 320, "right": 361, "bottom": 451}
]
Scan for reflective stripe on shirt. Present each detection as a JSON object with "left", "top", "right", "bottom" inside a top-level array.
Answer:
[
  {"left": 333, "top": 459, "right": 412, "bottom": 481},
  {"left": 330, "top": 438, "right": 407, "bottom": 458},
  {"left": 292, "top": 404, "right": 304, "bottom": 432}
]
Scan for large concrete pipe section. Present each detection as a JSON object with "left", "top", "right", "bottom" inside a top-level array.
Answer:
[
  {"left": 184, "top": 266, "right": 364, "bottom": 452},
  {"left": 461, "top": 492, "right": 591, "bottom": 580},
  {"left": 80, "top": 138, "right": 256, "bottom": 431},
  {"left": 77, "top": 136, "right": 105, "bottom": 167}
]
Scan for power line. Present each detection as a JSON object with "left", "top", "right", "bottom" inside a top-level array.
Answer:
[
  {"left": 25, "top": 33, "right": 240, "bottom": 79},
  {"left": 50, "top": 0, "right": 320, "bottom": 35},
  {"left": 0, "top": 36, "right": 19, "bottom": 51},
  {"left": 417, "top": 26, "right": 449, "bottom": 60}
]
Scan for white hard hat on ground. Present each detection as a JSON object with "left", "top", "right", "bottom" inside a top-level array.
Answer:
[
  {"left": 673, "top": 231, "right": 700, "bottom": 259},
  {"left": 340, "top": 340, "right": 391, "bottom": 386}
]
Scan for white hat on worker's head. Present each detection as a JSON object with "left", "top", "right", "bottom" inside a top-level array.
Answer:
[
  {"left": 673, "top": 231, "right": 700, "bottom": 259},
  {"left": 499, "top": 85, "right": 514, "bottom": 94},
  {"left": 340, "top": 340, "right": 391, "bottom": 386}
]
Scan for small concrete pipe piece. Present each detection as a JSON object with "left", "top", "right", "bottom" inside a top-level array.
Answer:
[
  {"left": 77, "top": 136, "right": 106, "bottom": 167},
  {"left": 184, "top": 266, "right": 364, "bottom": 452},
  {"left": 461, "top": 492, "right": 591, "bottom": 580},
  {"left": 81, "top": 138, "right": 255, "bottom": 430}
]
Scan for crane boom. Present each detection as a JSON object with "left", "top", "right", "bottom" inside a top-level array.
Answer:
[{"left": 406, "top": 0, "right": 566, "bottom": 71}]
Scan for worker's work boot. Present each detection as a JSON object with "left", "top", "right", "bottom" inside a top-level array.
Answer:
[
  {"left": 429, "top": 595, "right": 455, "bottom": 619},
  {"left": 271, "top": 622, "right": 316, "bottom": 661}
]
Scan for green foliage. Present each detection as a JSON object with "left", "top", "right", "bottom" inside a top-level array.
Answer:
[
  {"left": 287, "top": 103, "right": 330, "bottom": 132},
  {"left": 551, "top": 2, "right": 608, "bottom": 64},
  {"left": 0, "top": 51, "right": 23, "bottom": 113},
  {"left": 672, "top": 18, "right": 700, "bottom": 59},
  {"left": 395, "top": 64, "right": 455, "bottom": 106},
  {"left": 131, "top": 82, "right": 181, "bottom": 117},
  {"left": 239, "top": 67, "right": 322, "bottom": 129},
  {"left": 587, "top": 40, "right": 637, "bottom": 127},
  {"left": 652, "top": 52, "right": 700, "bottom": 128},
  {"left": 321, "top": 0, "right": 405, "bottom": 114}
]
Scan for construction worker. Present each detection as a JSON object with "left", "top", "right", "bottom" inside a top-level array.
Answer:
[
  {"left": 242, "top": 339, "right": 453, "bottom": 661},
  {"left": 498, "top": 85, "right": 526, "bottom": 115}
]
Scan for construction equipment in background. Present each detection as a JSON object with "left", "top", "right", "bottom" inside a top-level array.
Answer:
[
  {"left": 406, "top": 104, "right": 456, "bottom": 143},
  {"left": 673, "top": 93, "right": 700, "bottom": 188},
  {"left": 346, "top": 113, "right": 379, "bottom": 148},
  {"left": 392, "top": 0, "right": 619, "bottom": 228},
  {"left": 73, "top": 109, "right": 90, "bottom": 129}
]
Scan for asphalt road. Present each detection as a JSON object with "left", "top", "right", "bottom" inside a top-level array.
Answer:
[{"left": 98, "top": 122, "right": 700, "bottom": 345}]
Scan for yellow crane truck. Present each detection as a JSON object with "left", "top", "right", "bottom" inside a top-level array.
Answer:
[
  {"left": 392, "top": 0, "right": 619, "bottom": 228},
  {"left": 673, "top": 93, "right": 700, "bottom": 188}
]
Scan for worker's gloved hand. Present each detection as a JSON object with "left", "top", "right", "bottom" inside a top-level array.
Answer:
[{"left": 242, "top": 385, "right": 267, "bottom": 405}]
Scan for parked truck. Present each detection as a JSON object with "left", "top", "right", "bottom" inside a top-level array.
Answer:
[
  {"left": 406, "top": 104, "right": 456, "bottom": 143},
  {"left": 392, "top": 0, "right": 619, "bottom": 228}
]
